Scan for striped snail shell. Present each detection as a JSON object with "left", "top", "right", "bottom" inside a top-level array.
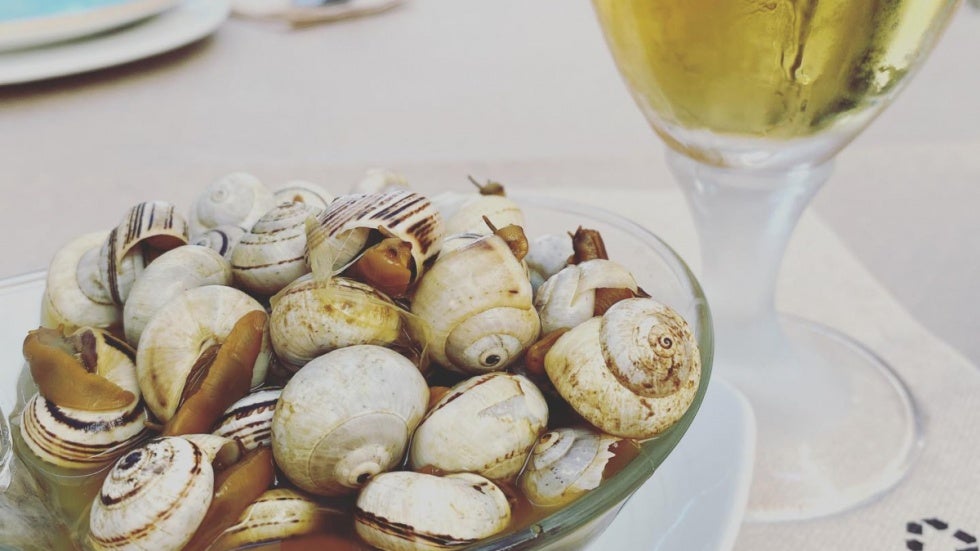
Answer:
[
  {"left": 78, "top": 201, "right": 189, "bottom": 306},
  {"left": 210, "top": 488, "right": 327, "bottom": 550},
  {"left": 88, "top": 436, "right": 213, "bottom": 551},
  {"left": 20, "top": 328, "right": 148, "bottom": 470},
  {"left": 213, "top": 387, "right": 281, "bottom": 451},
  {"left": 231, "top": 201, "right": 320, "bottom": 296},
  {"left": 518, "top": 427, "right": 620, "bottom": 508},
  {"left": 192, "top": 225, "right": 247, "bottom": 260},
  {"left": 305, "top": 189, "right": 443, "bottom": 282},
  {"left": 188, "top": 172, "right": 276, "bottom": 238},
  {"left": 355, "top": 471, "right": 511, "bottom": 551},
  {"left": 274, "top": 180, "right": 334, "bottom": 210},
  {"left": 544, "top": 298, "right": 701, "bottom": 439}
]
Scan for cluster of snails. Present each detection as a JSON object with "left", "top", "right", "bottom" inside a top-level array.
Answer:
[{"left": 12, "top": 170, "right": 701, "bottom": 551}]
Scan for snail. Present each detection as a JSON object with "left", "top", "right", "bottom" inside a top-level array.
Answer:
[
  {"left": 19, "top": 326, "right": 148, "bottom": 470},
  {"left": 351, "top": 168, "right": 410, "bottom": 195},
  {"left": 192, "top": 225, "right": 247, "bottom": 260},
  {"left": 212, "top": 387, "right": 281, "bottom": 451},
  {"left": 122, "top": 245, "right": 232, "bottom": 347},
  {"left": 409, "top": 372, "right": 548, "bottom": 480},
  {"left": 269, "top": 274, "right": 403, "bottom": 371},
  {"left": 208, "top": 488, "right": 328, "bottom": 551},
  {"left": 518, "top": 427, "right": 621, "bottom": 508},
  {"left": 88, "top": 437, "right": 215, "bottom": 551},
  {"left": 430, "top": 176, "right": 524, "bottom": 236},
  {"left": 409, "top": 229, "right": 540, "bottom": 374},
  {"left": 272, "top": 345, "right": 428, "bottom": 496},
  {"left": 41, "top": 231, "right": 120, "bottom": 333},
  {"left": 355, "top": 471, "right": 511, "bottom": 551},
  {"left": 534, "top": 259, "right": 639, "bottom": 334},
  {"left": 77, "top": 201, "right": 189, "bottom": 306},
  {"left": 273, "top": 180, "right": 334, "bottom": 210},
  {"left": 136, "top": 285, "right": 271, "bottom": 428},
  {"left": 544, "top": 298, "right": 701, "bottom": 439},
  {"left": 231, "top": 201, "right": 321, "bottom": 296},
  {"left": 188, "top": 172, "right": 276, "bottom": 238},
  {"left": 305, "top": 189, "right": 443, "bottom": 290}
]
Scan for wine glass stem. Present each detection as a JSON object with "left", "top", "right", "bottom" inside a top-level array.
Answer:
[{"left": 667, "top": 150, "right": 832, "bottom": 372}]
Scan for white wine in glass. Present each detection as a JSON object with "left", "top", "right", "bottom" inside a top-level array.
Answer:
[{"left": 593, "top": 0, "right": 960, "bottom": 521}]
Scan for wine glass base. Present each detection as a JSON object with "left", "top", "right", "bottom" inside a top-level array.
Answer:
[{"left": 719, "top": 315, "right": 922, "bottom": 523}]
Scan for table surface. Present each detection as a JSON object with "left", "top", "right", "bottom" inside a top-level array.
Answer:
[{"left": 0, "top": 0, "right": 978, "bottom": 549}]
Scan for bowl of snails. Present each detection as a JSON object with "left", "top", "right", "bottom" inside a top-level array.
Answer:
[{"left": 0, "top": 170, "right": 712, "bottom": 551}]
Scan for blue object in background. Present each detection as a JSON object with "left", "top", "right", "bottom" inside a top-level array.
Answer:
[{"left": 0, "top": 0, "right": 136, "bottom": 22}]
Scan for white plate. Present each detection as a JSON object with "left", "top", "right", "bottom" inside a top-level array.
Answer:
[
  {"left": 0, "top": 271, "right": 754, "bottom": 550},
  {"left": 0, "top": 0, "right": 181, "bottom": 53},
  {"left": 589, "top": 377, "right": 755, "bottom": 551},
  {"left": 0, "top": 0, "right": 229, "bottom": 86}
]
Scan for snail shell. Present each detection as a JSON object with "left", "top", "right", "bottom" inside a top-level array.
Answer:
[
  {"left": 526, "top": 233, "right": 573, "bottom": 292},
  {"left": 213, "top": 387, "right": 281, "bottom": 451},
  {"left": 231, "top": 202, "right": 320, "bottom": 296},
  {"left": 81, "top": 201, "right": 190, "bottom": 306},
  {"left": 20, "top": 328, "right": 148, "bottom": 469},
  {"left": 544, "top": 298, "right": 701, "bottom": 439},
  {"left": 518, "top": 427, "right": 620, "bottom": 508},
  {"left": 274, "top": 180, "right": 335, "bottom": 210},
  {"left": 355, "top": 471, "right": 511, "bottom": 551},
  {"left": 272, "top": 345, "right": 428, "bottom": 496},
  {"left": 192, "top": 225, "right": 247, "bottom": 260},
  {"left": 410, "top": 233, "right": 540, "bottom": 374},
  {"left": 269, "top": 274, "right": 403, "bottom": 370},
  {"left": 211, "top": 488, "right": 327, "bottom": 550},
  {"left": 305, "top": 189, "right": 443, "bottom": 282},
  {"left": 41, "top": 231, "right": 120, "bottom": 333},
  {"left": 409, "top": 372, "right": 548, "bottom": 480},
  {"left": 88, "top": 436, "right": 213, "bottom": 551},
  {"left": 431, "top": 190, "right": 524, "bottom": 237},
  {"left": 188, "top": 172, "right": 276, "bottom": 238},
  {"left": 534, "top": 259, "right": 638, "bottom": 334},
  {"left": 136, "top": 285, "right": 271, "bottom": 422},
  {"left": 122, "top": 245, "right": 232, "bottom": 347},
  {"left": 351, "top": 168, "right": 409, "bottom": 195}
]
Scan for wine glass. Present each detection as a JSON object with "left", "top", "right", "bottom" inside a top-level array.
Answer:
[{"left": 592, "top": 0, "right": 962, "bottom": 521}]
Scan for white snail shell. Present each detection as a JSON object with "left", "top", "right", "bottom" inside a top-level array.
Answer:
[
  {"left": 544, "top": 298, "right": 701, "bottom": 439},
  {"left": 231, "top": 202, "right": 320, "bottom": 296},
  {"left": 41, "top": 232, "right": 120, "bottom": 333},
  {"left": 269, "top": 274, "right": 403, "bottom": 370},
  {"left": 534, "top": 259, "right": 638, "bottom": 334},
  {"left": 409, "top": 372, "right": 548, "bottom": 480},
  {"left": 188, "top": 172, "right": 276, "bottom": 238},
  {"left": 272, "top": 345, "right": 428, "bottom": 496},
  {"left": 275, "top": 180, "right": 335, "bottom": 210},
  {"left": 355, "top": 471, "right": 511, "bottom": 551},
  {"left": 212, "top": 488, "right": 327, "bottom": 550},
  {"left": 213, "top": 387, "right": 281, "bottom": 451},
  {"left": 20, "top": 328, "right": 148, "bottom": 470},
  {"left": 88, "top": 436, "right": 213, "bottom": 551},
  {"left": 526, "top": 233, "right": 573, "bottom": 292},
  {"left": 136, "top": 285, "right": 271, "bottom": 422},
  {"left": 518, "top": 427, "right": 620, "bottom": 508},
  {"left": 122, "top": 245, "right": 232, "bottom": 347},
  {"left": 191, "top": 225, "right": 247, "bottom": 260},
  {"left": 86, "top": 201, "right": 190, "bottom": 305},
  {"left": 351, "top": 168, "right": 410, "bottom": 195},
  {"left": 410, "top": 233, "right": 540, "bottom": 374},
  {"left": 305, "top": 189, "right": 443, "bottom": 281}
]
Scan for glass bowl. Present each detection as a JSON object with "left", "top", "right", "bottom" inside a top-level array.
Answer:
[{"left": 0, "top": 194, "right": 712, "bottom": 551}]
